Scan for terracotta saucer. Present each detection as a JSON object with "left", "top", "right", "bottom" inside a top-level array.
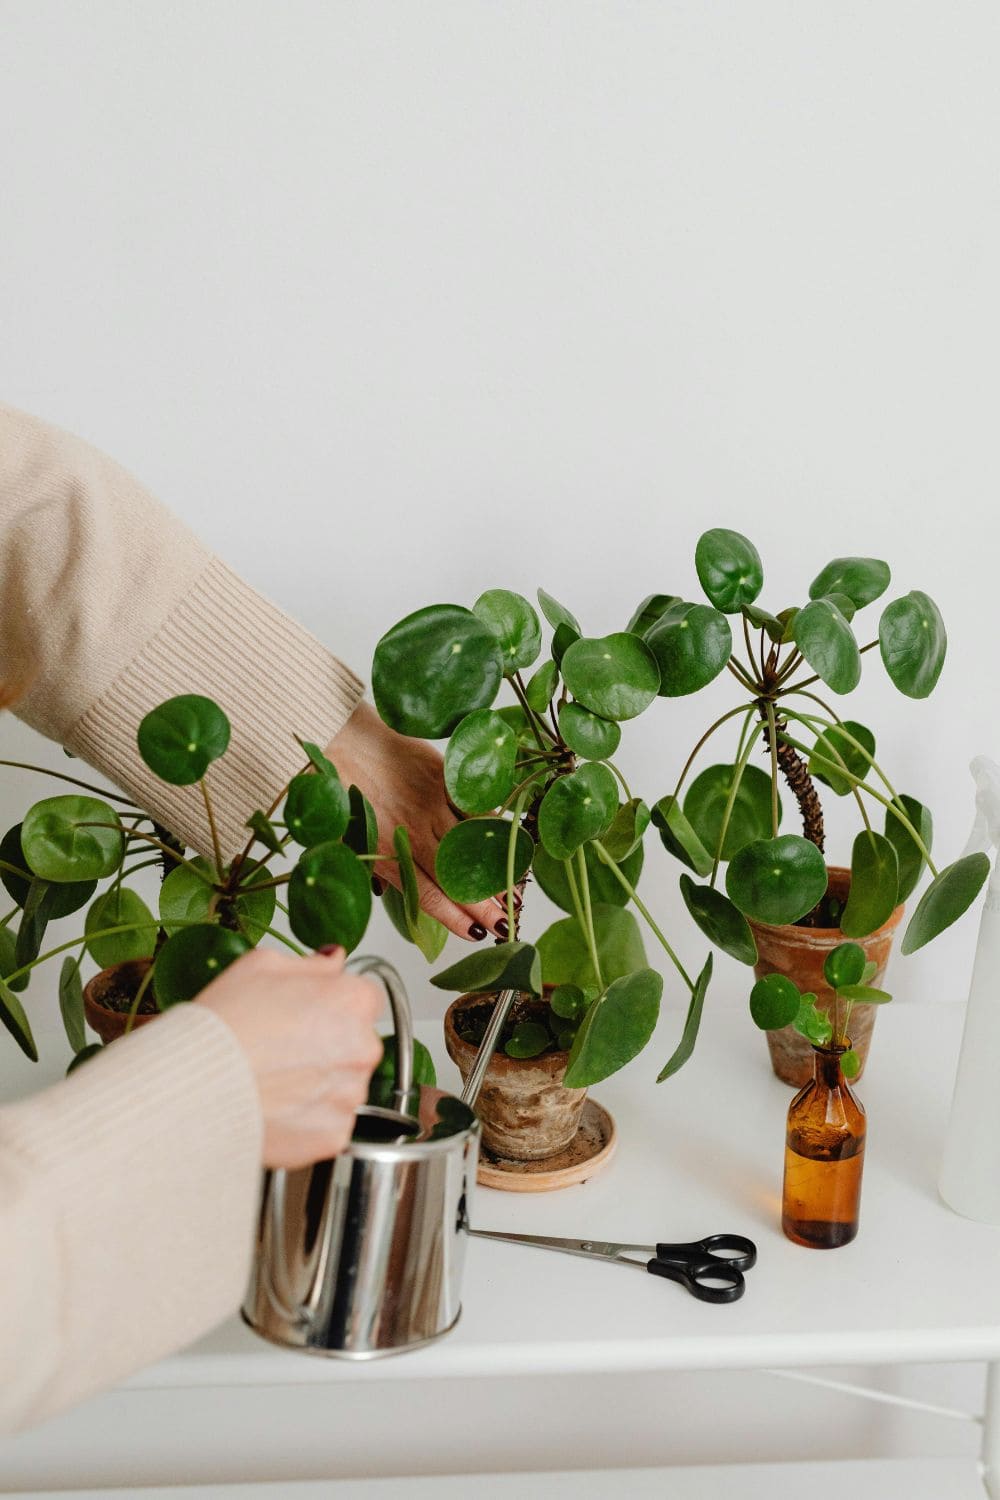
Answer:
[{"left": 476, "top": 1098, "right": 617, "bottom": 1192}]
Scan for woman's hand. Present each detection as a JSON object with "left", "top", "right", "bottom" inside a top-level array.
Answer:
[
  {"left": 198, "top": 945, "right": 383, "bottom": 1170},
  {"left": 325, "top": 701, "right": 510, "bottom": 943}
]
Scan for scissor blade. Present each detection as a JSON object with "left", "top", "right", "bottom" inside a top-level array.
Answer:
[{"left": 468, "top": 1229, "right": 623, "bottom": 1261}]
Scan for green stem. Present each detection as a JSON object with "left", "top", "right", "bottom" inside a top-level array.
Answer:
[
  {"left": 0, "top": 905, "right": 17, "bottom": 930},
  {"left": 727, "top": 659, "right": 759, "bottom": 693},
  {"left": 240, "top": 873, "right": 291, "bottom": 892},
  {"left": 775, "top": 725, "right": 937, "bottom": 875},
  {"left": 0, "top": 857, "right": 31, "bottom": 883},
  {"left": 78, "top": 825, "right": 213, "bottom": 877},
  {"left": 783, "top": 641, "right": 879, "bottom": 694},
  {"left": 710, "top": 708, "right": 759, "bottom": 886},
  {"left": 3, "top": 918, "right": 206, "bottom": 987},
  {"left": 764, "top": 699, "right": 780, "bottom": 837},
  {"left": 593, "top": 844, "right": 694, "bottom": 991},
  {"left": 124, "top": 959, "right": 156, "bottom": 1037},
  {"left": 510, "top": 674, "right": 551, "bottom": 752},
  {"left": 563, "top": 856, "right": 588, "bottom": 933},
  {"left": 505, "top": 792, "right": 530, "bottom": 934},
  {"left": 0, "top": 760, "right": 143, "bottom": 807},
  {"left": 576, "top": 847, "right": 604, "bottom": 991},
  {"left": 670, "top": 705, "right": 754, "bottom": 801},
  {"left": 602, "top": 760, "right": 632, "bottom": 801},
  {"left": 263, "top": 926, "right": 306, "bottom": 956},
  {"left": 200, "top": 779, "right": 225, "bottom": 881}
]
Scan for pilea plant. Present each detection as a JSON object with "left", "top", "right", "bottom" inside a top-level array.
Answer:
[
  {"left": 371, "top": 589, "right": 711, "bottom": 1087},
  {"left": 631, "top": 529, "right": 989, "bottom": 1052},
  {"left": 750, "top": 941, "right": 891, "bottom": 1077},
  {"left": 0, "top": 694, "right": 388, "bottom": 1068}
]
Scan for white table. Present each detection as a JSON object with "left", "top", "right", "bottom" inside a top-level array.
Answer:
[{"left": 2, "top": 999, "right": 997, "bottom": 1494}]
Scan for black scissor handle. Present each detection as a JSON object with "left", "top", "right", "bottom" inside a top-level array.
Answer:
[
  {"left": 656, "top": 1234, "right": 757, "bottom": 1274},
  {"left": 646, "top": 1254, "right": 745, "bottom": 1303}
]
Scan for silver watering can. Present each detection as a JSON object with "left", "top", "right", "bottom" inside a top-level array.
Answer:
[{"left": 242, "top": 956, "right": 510, "bottom": 1359}]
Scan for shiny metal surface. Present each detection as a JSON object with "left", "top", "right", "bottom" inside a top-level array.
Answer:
[{"left": 242, "top": 956, "right": 481, "bottom": 1359}]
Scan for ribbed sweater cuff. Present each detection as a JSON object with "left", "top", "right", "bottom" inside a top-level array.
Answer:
[
  {"left": 0, "top": 1004, "right": 262, "bottom": 1422},
  {"left": 67, "top": 556, "right": 365, "bottom": 859}
]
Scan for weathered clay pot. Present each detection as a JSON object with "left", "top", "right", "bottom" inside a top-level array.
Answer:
[
  {"left": 749, "top": 866, "right": 904, "bottom": 1088},
  {"left": 444, "top": 992, "right": 587, "bottom": 1161},
  {"left": 83, "top": 958, "right": 159, "bottom": 1044}
]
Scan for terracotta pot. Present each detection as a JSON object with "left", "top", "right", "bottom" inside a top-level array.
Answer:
[
  {"left": 444, "top": 992, "right": 587, "bottom": 1161},
  {"left": 83, "top": 959, "right": 159, "bottom": 1044},
  {"left": 748, "top": 866, "right": 904, "bottom": 1088}
]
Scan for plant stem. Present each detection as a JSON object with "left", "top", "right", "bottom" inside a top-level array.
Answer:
[
  {"left": 0, "top": 905, "right": 17, "bottom": 929},
  {"left": 782, "top": 691, "right": 912, "bottom": 822},
  {"left": 240, "top": 873, "right": 291, "bottom": 892},
  {"left": 563, "top": 855, "right": 588, "bottom": 933},
  {"left": 124, "top": 960, "right": 156, "bottom": 1037},
  {"left": 670, "top": 705, "right": 754, "bottom": 801},
  {"left": 0, "top": 760, "right": 143, "bottom": 807},
  {"left": 727, "top": 659, "right": 759, "bottom": 693},
  {"left": 576, "top": 846, "right": 604, "bottom": 992},
  {"left": 602, "top": 760, "right": 632, "bottom": 801},
  {"left": 78, "top": 825, "right": 213, "bottom": 877},
  {"left": 263, "top": 926, "right": 306, "bottom": 956},
  {"left": 782, "top": 641, "right": 879, "bottom": 694},
  {"left": 593, "top": 844, "right": 694, "bottom": 991},
  {"left": 506, "top": 790, "right": 530, "bottom": 935},
  {"left": 510, "top": 674, "right": 551, "bottom": 752},
  {"left": 200, "top": 779, "right": 225, "bottom": 880},
  {"left": 0, "top": 858, "right": 31, "bottom": 883},
  {"left": 710, "top": 708, "right": 759, "bottom": 885},
  {"left": 764, "top": 699, "right": 780, "bottom": 837},
  {"left": 3, "top": 918, "right": 207, "bottom": 987}
]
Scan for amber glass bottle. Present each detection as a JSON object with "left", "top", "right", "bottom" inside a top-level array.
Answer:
[{"left": 782, "top": 1043, "right": 866, "bottom": 1249}]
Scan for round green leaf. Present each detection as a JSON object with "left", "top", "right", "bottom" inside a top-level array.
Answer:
[
  {"left": 743, "top": 603, "right": 786, "bottom": 644},
  {"left": 808, "top": 721, "right": 875, "bottom": 797},
  {"left": 561, "top": 633, "right": 659, "bottom": 722},
  {"left": 823, "top": 940, "right": 866, "bottom": 990},
  {"left": 21, "top": 796, "right": 124, "bottom": 883},
  {"left": 551, "top": 621, "right": 581, "bottom": 665},
  {"left": 435, "top": 818, "right": 533, "bottom": 904},
  {"left": 809, "top": 557, "right": 891, "bottom": 610},
  {"left": 288, "top": 841, "right": 373, "bottom": 952},
  {"left": 841, "top": 1048, "right": 861, "bottom": 1079},
  {"left": 160, "top": 857, "right": 276, "bottom": 945},
  {"left": 382, "top": 883, "right": 449, "bottom": 964},
  {"left": 137, "top": 695, "right": 231, "bottom": 786},
  {"left": 444, "top": 710, "right": 518, "bottom": 815},
  {"left": 345, "top": 785, "right": 379, "bottom": 858},
  {"left": 683, "top": 763, "right": 776, "bottom": 862},
  {"left": 372, "top": 604, "right": 504, "bottom": 738},
  {"left": 537, "top": 764, "right": 618, "bottom": 861},
  {"left": 599, "top": 798, "right": 651, "bottom": 861},
  {"left": 85, "top": 888, "right": 157, "bottom": 967},
  {"left": 505, "top": 1021, "right": 551, "bottom": 1060},
  {"left": 793, "top": 599, "right": 861, "bottom": 695},
  {"left": 563, "top": 968, "right": 662, "bottom": 1088},
  {"left": 879, "top": 590, "right": 947, "bottom": 699},
  {"left": 430, "top": 939, "right": 542, "bottom": 997},
  {"left": 841, "top": 831, "right": 899, "bottom": 938},
  {"left": 550, "top": 983, "right": 587, "bottom": 1020},
  {"left": 646, "top": 604, "right": 733, "bottom": 697},
  {"left": 679, "top": 875, "right": 758, "bottom": 965},
  {"left": 472, "top": 590, "right": 542, "bottom": 674},
  {"left": 537, "top": 589, "right": 581, "bottom": 635},
  {"left": 538, "top": 905, "right": 646, "bottom": 991},
  {"left": 532, "top": 839, "right": 643, "bottom": 912},
  {"left": 749, "top": 973, "right": 801, "bottom": 1030},
  {"left": 901, "top": 852, "right": 990, "bottom": 956},
  {"left": 558, "top": 702, "right": 621, "bottom": 760},
  {"left": 793, "top": 996, "right": 833, "bottom": 1045},
  {"left": 884, "top": 794, "right": 933, "bottom": 903},
  {"left": 154, "top": 924, "right": 250, "bottom": 1007},
  {"left": 0, "top": 823, "right": 95, "bottom": 915},
  {"left": 824, "top": 592, "right": 857, "bottom": 623},
  {"left": 495, "top": 705, "right": 540, "bottom": 750},
  {"left": 695, "top": 529, "right": 763, "bottom": 614},
  {"left": 726, "top": 835, "right": 828, "bottom": 925},
  {"left": 284, "top": 770, "right": 350, "bottom": 847}
]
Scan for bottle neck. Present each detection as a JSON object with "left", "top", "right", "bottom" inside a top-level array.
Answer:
[{"left": 812, "top": 1043, "right": 848, "bottom": 1089}]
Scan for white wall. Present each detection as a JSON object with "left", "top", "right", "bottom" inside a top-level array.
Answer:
[{"left": 1, "top": 0, "right": 998, "bottom": 1021}]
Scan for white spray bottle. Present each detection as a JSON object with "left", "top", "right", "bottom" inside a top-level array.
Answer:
[{"left": 938, "top": 756, "right": 1000, "bottom": 1222}]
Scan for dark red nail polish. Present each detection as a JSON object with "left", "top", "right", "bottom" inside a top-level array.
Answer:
[
  {"left": 495, "top": 919, "right": 509, "bottom": 940},
  {"left": 317, "top": 944, "right": 343, "bottom": 957},
  {"left": 371, "top": 876, "right": 385, "bottom": 896},
  {"left": 469, "top": 923, "right": 487, "bottom": 940}
]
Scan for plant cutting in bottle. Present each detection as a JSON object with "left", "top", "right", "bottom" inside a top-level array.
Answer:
[
  {"left": 371, "top": 589, "right": 710, "bottom": 1087},
  {"left": 750, "top": 940, "right": 890, "bottom": 1078},
  {"left": 634, "top": 529, "right": 990, "bottom": 1058},
  {"left": 0, "top": 695, "right": 388, "bottom": 1069}
]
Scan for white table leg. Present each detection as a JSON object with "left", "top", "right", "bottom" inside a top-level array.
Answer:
[{"left": 981, "top": 1361, "right": 1000, "bottom": 1497}]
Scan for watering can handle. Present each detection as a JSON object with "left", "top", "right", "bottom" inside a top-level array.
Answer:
[{"left": 262, "top": 954, "right": 416, "bottom": 1326}]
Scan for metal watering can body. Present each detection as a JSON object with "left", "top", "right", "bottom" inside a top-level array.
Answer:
[{"left": 242, "top": 957, "right": 481, "bottom": 1359}]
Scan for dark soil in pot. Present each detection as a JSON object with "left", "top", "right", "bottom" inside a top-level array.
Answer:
[
  {"left": 748, "top": 866, "right": 904, "bottom": 1088},
  {"left": 444, "top": 991, "right": 587, "bottom": 1162},
  {"left": 83, "top": 958, "right": 159, "bottom": 1044}
]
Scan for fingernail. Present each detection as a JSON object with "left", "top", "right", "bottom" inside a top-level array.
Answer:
[
  {"left": 495, "top": 919, "right": 509, "bottom": 940},
  {"left": 371, "top": 876, "right": 385, "bottom": 896},
  {"left": 317, "top": 944, "right": 344, "bottom": 957},
  {"left": 512, "top": 889, "right": 523, "bottom": 909},
  {"left": 469, "top": 923, "right": 487, "bottom": 941}
]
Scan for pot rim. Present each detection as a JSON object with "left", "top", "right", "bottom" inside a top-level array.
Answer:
[
  {"left": 82, "top": 957, "right": 155, "bottom": 1018},
  {"left": 444, "top": 990, "right": 571, "bottom": 1075},
  {"left": 746, "top": 863, "right": 905, "bottom": 943}
]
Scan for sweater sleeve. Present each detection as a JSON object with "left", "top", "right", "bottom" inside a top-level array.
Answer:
[
  {"left": 0, "top": 1003, "right": 262, "bottom": 1433},
  {"left": 0, "top": 403, "right": 365, "bottom": 859}
]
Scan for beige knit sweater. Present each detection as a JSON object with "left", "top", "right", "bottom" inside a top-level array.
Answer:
[{"left": 0, "top": 404, "right": 365, "bottom": 1431}]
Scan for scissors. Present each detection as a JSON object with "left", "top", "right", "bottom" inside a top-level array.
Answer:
[{"left": 467, "top": 1229, "right": 757, "bottom": 1303}]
